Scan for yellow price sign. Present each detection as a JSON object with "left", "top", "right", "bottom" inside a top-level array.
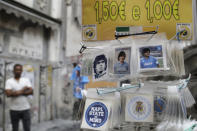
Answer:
[{"left": 82, "top": 0, "right": 193, "bottom": 41}]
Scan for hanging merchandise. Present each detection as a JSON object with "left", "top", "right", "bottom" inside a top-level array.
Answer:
[
  {"left": 81, "top": 52, "right": 93, "bottom": 77},
  {"left": 136, "top": 40, "right": 184, "bottom": 77},
  {"left": 154, "top": 96, "right": 166, "bottom": 113},
  {"left": 166, "top": 40, "right": 186, "bottom": 76},
  {"left": 119, "top": 82, "right": 155, "bottom": 124},
  {"left": 113, "top": 47, "right": 131, "bottom": 75},
  {"left": 92, "top": 53, "right": 108, "bottom": 81},
  {"left": 180, "top": 87, "right": 195, "bottom": 108},
  {"left": 81, "top": 88, "right": 121, "bottom": 130},
  {"left": 125, "top": 93, "right": 154, "bottom": 122},
  {"left": 130, "top": 39, "right": 170, "bottom": 77},
  {"left": 80, "top": 32, "right": 186, "bottom": 80},
  {"left": 137, "top": 43, "right": 167, "bottom": 71},
  {"left": 80, "top": 40, "right": 134, "bottom": 81},
  {"left": 156, "top": 75, "right": 196, "bottom": 131},
  {"left": 108, "top": 43, "right": 133, "bottom": 81},
  {"left": 78, "top": 28, "right": 195, "bottom": 130},
  {"left": 81, "top": 98, "right": 111, "bottom": 130},
  {"left": 179, "top": 74, "right": 195, "bottom": 108}
]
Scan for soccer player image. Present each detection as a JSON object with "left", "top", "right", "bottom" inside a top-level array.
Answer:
[
  {"left": 140, "top": 48, "right": 160, "bottom": 69},
  {"left": 93, "top": 54, "right": 107, "bottom": 79},
  {"left": 114, "top": 51, "right": 130, "bottom": 74}
]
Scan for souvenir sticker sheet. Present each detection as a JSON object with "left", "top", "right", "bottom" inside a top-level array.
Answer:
[
  {"left": 81, "top": 99, "right": 111, "bottom": 130},
  {"left": 125, "top": 94, "right": 153, "bottom": 122},
  {"left": 92, "top": 53, "right": 108, "bottom": 81},
  {"left": 137, "top": 43, "right": 167, "bottom": 72},
  {"left": 113, "top": 47, "right": 131, "bottom": 75}
]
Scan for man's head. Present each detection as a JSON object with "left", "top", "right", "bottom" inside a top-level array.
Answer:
[
  {"left": 75, "top": 66, "right": 80, "bottom": 77},
  {"left": 73, "top": 63, "right": 77, "bottom": 68},
  {"left": 142, "top": 48, "right": 150, "bottom": 58},
  {"left": 118, "top": 51, "right": 126, "bottom": 63},
  {"left": 93, "top": 54, "right": 107, "bottom": 75},
  {"left": 13, "top": 64, "right": 23, "bottom": 79}
]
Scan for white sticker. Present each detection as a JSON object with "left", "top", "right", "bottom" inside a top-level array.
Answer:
[{"left": 125, "top": 94, "right": 153, "bottom": 122}]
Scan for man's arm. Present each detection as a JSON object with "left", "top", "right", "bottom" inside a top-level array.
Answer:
[
  {"left": 23, "top": 86, "right": 33, "bottom": 95},
  {"left": 5, "top": 80, "right": 26, "bottom": 97},
  {"left": 5, "top": 89, "right": 24, "bottom": 97}
]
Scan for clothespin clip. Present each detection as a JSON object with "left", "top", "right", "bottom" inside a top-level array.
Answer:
[
  {"left": 79, "top": 42, "right": 103, "bottom": 54},
  {"left": 79, "top": 42, "right": 87, "bottom": 54},
  {"left": 178, "top": 73, "right": 191, "bottom": 90},
  {"left": 96, "top": 81, "right": 143, "bottom": 95},
  {"left": 184, "top": 124, "right": 197, "bottom": 131}
]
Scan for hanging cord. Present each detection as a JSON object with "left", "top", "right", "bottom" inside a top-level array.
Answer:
[
  {"left": 115, "top": 26, "right": 158, "bottom": 40},
  {"left": 146, "top": 25, "right": 159, "bottom": 41}
]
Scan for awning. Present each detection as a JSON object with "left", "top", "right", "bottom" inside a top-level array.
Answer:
[{"left": 0, "top": 0, "right": 61, "bottom": 30}]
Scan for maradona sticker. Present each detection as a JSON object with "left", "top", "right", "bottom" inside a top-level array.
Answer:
[
  {"left": 85, "top": 102, "right": 108, "bottom": 128},
  {"left": 126, "top": 95, "right": 153, "bottom": 122}
]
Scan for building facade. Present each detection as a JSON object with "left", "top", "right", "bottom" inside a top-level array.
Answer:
[{"left": 0, "top": 0, "right": 67, "bottom": 130}]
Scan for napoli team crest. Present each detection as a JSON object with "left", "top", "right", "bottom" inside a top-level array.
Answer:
[
  {"left": 127, "top": 95, "right": 152, "bottom": 121},
  {"left": 82, "top": 25, "right": 97, "bottom": 40},
  {"left": 85, "top": 102, "right": 108, "bottom": 128},
  {"left": 176, "top": 23, "right": 192, "bottom": 40}
]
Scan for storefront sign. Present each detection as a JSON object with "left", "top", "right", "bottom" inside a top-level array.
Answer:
[
  {"left": 82, "top": 0, "right": 193, "bottom": 40},
  {"left": 9, "top": 37, "right": 43, "bottom": 60}
]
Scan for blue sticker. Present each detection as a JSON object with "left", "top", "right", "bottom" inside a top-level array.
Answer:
[
  {"left": 128, "top": 96, "right": 152, "bottom": 121},
  {"left": 85, "top": 102, "right": 108, "bottom": 128},
  {"left": 154, "top": 98, "right": 165, "bottom": 113}
]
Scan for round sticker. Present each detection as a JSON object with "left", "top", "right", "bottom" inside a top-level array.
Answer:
[
  {"left": 85, "top": 102, "right": 108, "bottom": 128},
  {"left": 178, "top": 25, "right": 191, "bottom": 40},
  {"left": 83, "top": 27, "right": 96, "bottom": 40},
  {"left": 127, "top": 96, "right": 152, "bottom": 121}
]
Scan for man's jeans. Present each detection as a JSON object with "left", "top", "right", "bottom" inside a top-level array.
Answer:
[{"left": 10, "top": 109, "right": 31, "bottom": 131}]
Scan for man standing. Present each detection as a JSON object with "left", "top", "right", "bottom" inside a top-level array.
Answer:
[
  {"left": 5, "top": 64, "right": 33, "bottom": 131},
  {"left": 70, "top": 63, "right": 80, "bottom": 81},
  {"left": 71, "top": 65, "right": 89, "bottom": 120}
]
